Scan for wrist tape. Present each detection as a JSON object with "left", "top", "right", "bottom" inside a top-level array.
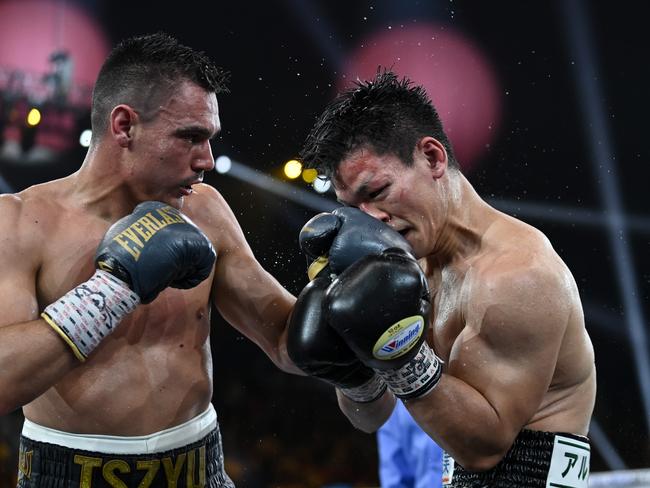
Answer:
[
  {"left": 42, "top": 270, "right": 140, "bottom": 361},
  {"left": 339, "top": 374, "right": 388, "bottom": 403},
  {"left": 375, "top": 342, "right": 443, "bottom": 400}
]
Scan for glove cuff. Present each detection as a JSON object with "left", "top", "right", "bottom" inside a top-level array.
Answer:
[
  {"left": 338, "top": 374, "right": 388, "bottom": 403},
  {"left": 375, "top": 342, "right": 443, "bottom": 400},
  {"left": 42, "top": 270, "right": 140, "bottom": 361}
]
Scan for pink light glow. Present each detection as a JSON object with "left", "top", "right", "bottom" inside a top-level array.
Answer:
[
  {"left": 341, "top": 23, "right": 503, "bottom": 173},
  {"left": 0, "top": 0, "right": 109, "bottom": 106}
]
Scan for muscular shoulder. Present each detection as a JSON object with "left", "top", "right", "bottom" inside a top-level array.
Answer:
[
  {"left": 466, "top": 220, "right": 576, "bottom": 345},
  {"left": 0, "top": 194, "right": 25, "bottom": 247},
  {"left": 479, "top": 216, "right": 572, "bottom": 287},
  {"left": 181, "top": 183, "right": 251, "bottom": 254},
  {"left": 0, "top": 180, "right": 71, "bottom": 258},
  {"left": 1, "top": 190, "right": 50, "bottom": 254},
  {"left": 182, "top": 183, "right": 236, "bottom": 231}
]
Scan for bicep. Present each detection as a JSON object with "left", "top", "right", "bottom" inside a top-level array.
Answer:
[
  {"left": 449, "top": 270, "right": 570, "bottom": 431},
  {"left": 199, "top": 188, "right": 295, "bottom": 358},
  {"left": 212, "top": 247, "right": 294, "bottom": 350}
]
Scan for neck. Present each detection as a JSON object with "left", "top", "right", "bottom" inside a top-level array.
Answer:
[
  {"left": 428, "top": 171, "right": 495, "bottom": 266},
  {"left": 72, "top": 143, "right": 141, "bottom": 220}
]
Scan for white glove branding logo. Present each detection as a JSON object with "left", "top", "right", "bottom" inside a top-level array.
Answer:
[{"left": 373, "top": 316, "right": 425, "bottom": 360}]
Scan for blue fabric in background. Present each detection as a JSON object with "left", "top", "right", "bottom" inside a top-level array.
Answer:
[{"left": 377, "top": 401, "right": 443, "bottom": 488}]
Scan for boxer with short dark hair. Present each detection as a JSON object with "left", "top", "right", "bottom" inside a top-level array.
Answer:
[
  {"left": 289, "top": 70, "right": 596, "bottom": 487},
  {"left": 0, "top": 33, "right": 300, "bottom": 487}
]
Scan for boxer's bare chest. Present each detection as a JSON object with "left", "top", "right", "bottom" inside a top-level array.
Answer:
[
  {"left": 37, "top": 214, "right": 106, "bottom": 305},
  {"left": 25, "top": 205, "right": 215, "bottom": 432},
  {"left": 428, "top": 265, "right": 469, "bottom": 361}
]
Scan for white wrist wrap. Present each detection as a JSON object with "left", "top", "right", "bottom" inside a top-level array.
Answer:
[
  {"left": 375, "top": 342, "right": 443, "bottom": 400},
  {"left": 42, "top": 270, "right": 140, "bottom": 361},
  {"left": 339, "top": 374, "right": 387, "bottom": 403}
]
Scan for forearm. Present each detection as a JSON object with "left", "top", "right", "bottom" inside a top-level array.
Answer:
[
  {"left": 0, "top": 320, "right": 78, "bottom": 414},
  {"left": 404, "top": 374, "right": 517, "bottom": 471},
  {"left": 336, "top": 387, "right": 396, "bottom": 433},
  {"left": 248, "top": 299, "right": 304, "bottom": 375},
  {"left": 272, "top": 324, "right": 305, "bottom": 375}
]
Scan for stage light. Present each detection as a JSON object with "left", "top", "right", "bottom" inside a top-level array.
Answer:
[
  {"left": 283, "top": 159, "right": 302, "bottom": 179},
  {"left": 79, "top": 129, "right": 92, "bottom": 147},
  {"left": 215, "top": 155, "right": 232, "bottom": 174},
  {"left": 313, "top": 176, "right": 331, "bottom": 193},
  {"left": 302, "top": 168, "right": 318, "bottom": 183},
  {"left": 26, "top": 108, "right": 41, "bottom": 127}
]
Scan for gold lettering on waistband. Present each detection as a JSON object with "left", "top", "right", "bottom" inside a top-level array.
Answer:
[
  {"left": 102, "top": 459, "right": 130, "bottom": 488},
  {"left": 136, "top": 459, "right": 161, "bottom": 488},
  {"left": 186, "top": 446, "right": 206, "bottom": 488},
  {"left": 162, "top": 453, "right": 186, "bottom": 488},
  {"left": 74, "top": 455, "right": 102, "bottom": 488},
  {"left": 18, "top": 449, "right": 33, "bottom": 480}
]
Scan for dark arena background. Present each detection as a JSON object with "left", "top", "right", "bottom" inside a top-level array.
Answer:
[{"left": 0, "top": 0, "right": 649, "bottom": 486}]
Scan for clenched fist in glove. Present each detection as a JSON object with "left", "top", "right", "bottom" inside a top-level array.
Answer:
[
  {"left": 299, "top": 206, "right": 414, "bottom": 280},
  {"left": 327, "top": 248, "right": 443, "bottom": 400}
]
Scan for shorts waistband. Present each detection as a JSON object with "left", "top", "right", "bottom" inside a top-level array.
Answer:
[{"left": 21, "top": 404, "right": 217, "bottom": 454}]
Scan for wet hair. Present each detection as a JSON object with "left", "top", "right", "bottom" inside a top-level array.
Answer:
[
  {"left": 300, "top": 69, "right": 458, "bottom": 178},
  {"left": 90, "top": 32, "right": 229, "bottom": 141}
]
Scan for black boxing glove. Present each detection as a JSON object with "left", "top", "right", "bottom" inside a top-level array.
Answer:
[
  {"left": 42, "top": 201, "right": 216, "bottom": 361},
  {"left": 299, "top": 207, "right": 413, "bottom": 280},
  {"left": 287, "top": 276, "right": 387, "bottom": 402},
  {"left": 326, "top": 248, "right": 443, "bottom": 400}
]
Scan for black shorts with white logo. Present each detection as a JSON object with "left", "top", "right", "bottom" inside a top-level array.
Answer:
[{"left": 443, "top": 429, "right": 590, "bottom": 488}]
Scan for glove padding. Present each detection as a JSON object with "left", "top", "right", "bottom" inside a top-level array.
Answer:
[
  {"left": 95, "top": 201, "right": 216, "bottom": 303},
  {"left": 299, "top": 207, "right": 413, "bottom": 280},
  {"left": 326, "top": 248, "right": 443, "bottom": 399},
  {"left": 287, "top": 275, "right": 387, "bottom": 402}
]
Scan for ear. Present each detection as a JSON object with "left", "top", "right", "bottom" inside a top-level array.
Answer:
[
  {"left": 109, "top": 105, "right": 138, "bottom": 148},
  {"left": 417, "top": 136, "right": 448, "bottom": 179}
]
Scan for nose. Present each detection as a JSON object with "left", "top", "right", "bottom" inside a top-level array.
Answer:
[
  {"left": 359, "top": 202, "right": 390, "bottom": 223},
  {"left": 192, "top": 140, "right": 215, "bottom": 172}
]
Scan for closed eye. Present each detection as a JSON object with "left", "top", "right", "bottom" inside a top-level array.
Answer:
[{"left": 368, "top": 185, "right": 388, "bottom": 199}]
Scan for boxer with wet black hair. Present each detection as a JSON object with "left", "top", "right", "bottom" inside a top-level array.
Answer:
[{"left": 289, "top": 70, "right": 596, "bottom": 488}]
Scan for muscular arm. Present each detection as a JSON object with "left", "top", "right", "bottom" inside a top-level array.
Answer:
[
  {"left": 0, "top": 195, "right": 78, "bottom": 415},
  {"left": 192, "top": 185, "right": 301, "bottom": 374},
  {"left": 404, "top": 263, "right": 573, "bottom": 470}
]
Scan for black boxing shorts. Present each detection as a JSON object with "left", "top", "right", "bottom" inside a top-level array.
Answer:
[
  {"left": 442, "top": 429, "right": 590, "bottom": 487},
  {"left": 16, "top": 404, "right": 235, "bottom": 488}
]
